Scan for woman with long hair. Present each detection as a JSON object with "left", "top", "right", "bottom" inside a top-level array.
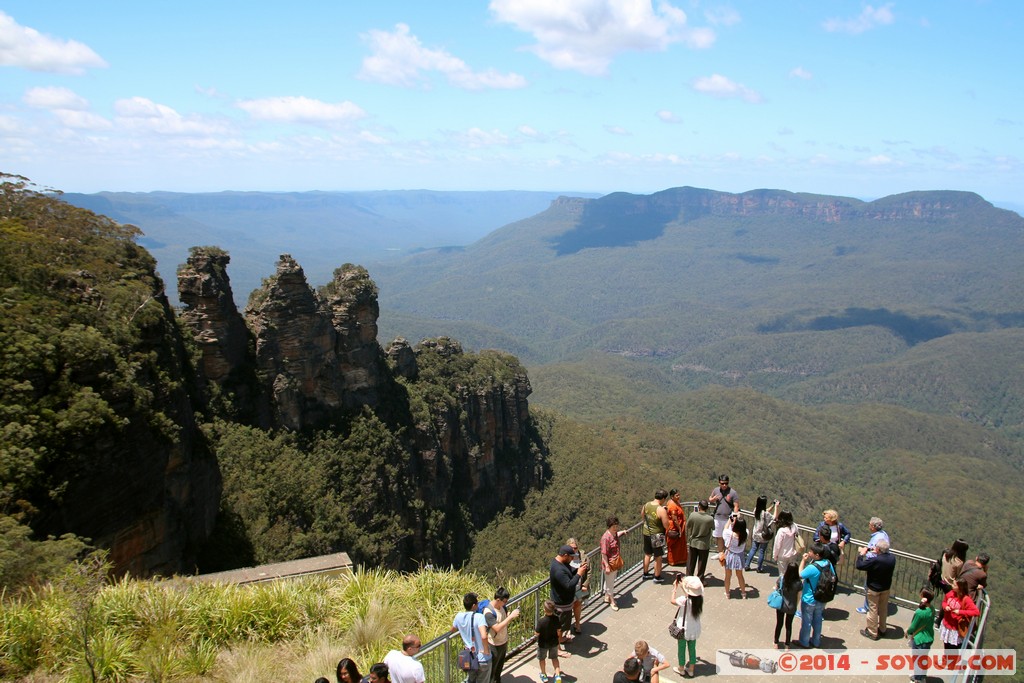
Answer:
[
  {"left": 669, "top": 575, "right": 704, "bottom": 678},
  {"left": 773, "top": 563, "right": 802, "bottom": 648},
  {"left": 939, "top": 578, "right": 980, "bottom": 650},
  {"left": 907, "top": 587, "right": 935, "bottom": 682},
  {"left": 722, "top": 516, "right": 749, "bottom": 598},
  {"left": 601, "top": 515, "right": 628, "bottom": 611},
  {"left": 665, "top": 489, "right": 689, "bottom": 567},
  {"left": 745, "top": 496, "right": 776, "bottom": 573},
  {"left": 335, "top": 658, "right": 362, "bottom": 683},
  {"left": 772, "top": 509, "right": 800, "bottom": 578},
  {"left": 939, "top": 539, "right": 969, "bottom": 593}
]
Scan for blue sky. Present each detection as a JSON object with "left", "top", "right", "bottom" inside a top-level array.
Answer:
[{"left": 1, "top": 1, "right": 1021, "bottom": 203}]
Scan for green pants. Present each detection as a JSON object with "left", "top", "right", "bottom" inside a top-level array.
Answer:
[{"left": 677, "top": 638, "right": 697, "bottom": 666}]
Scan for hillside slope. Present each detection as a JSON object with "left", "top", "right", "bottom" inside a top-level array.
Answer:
[{"left": 376, "top": 187, "right": 1024, "bottom": 363}]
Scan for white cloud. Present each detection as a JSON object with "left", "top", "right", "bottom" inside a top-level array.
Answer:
[
  {"left": 789, "top": 66, "right": 812, "bottom": 80},
  {"left": 0, "top": 114, "right": 22, "bottom": 136},
  {"left": 359, "top": 23, "right": 526, "bottom": 90},
  {"left": 54, "top": 110, "right": 112, "bottom": 130},
  {"left": 704, "top": 7, "right": 741, "bottom": 26},
  {"left": 0, "top": 11, "right": 107, "bottom": 74},
  {"left": 489, "top": 0, "right": 714, "bottom": 76},
  {"left": 691, "top": 74, "right": 762, "bottom": 103},
  {"left": 657, "top": 109, "right": 681, "bottom": 123},
  {"left": 359, "top": 130, "right": 389, "bottom": 145},
  {"left": 451, "top": 127, "right": 513, "bottom": 148},
  {"left": 823, "top": 4, "right": 894, "bottom": 35},
  {"left": 23, "top": 86, "right": 111, "bottom": 130},
  {"left": 114, "top": 97, "right": 229, "bottom": 136},
  {"left": 24, "top": 85, "right": 89, "bottom": 110},
  {"left": 237, "top": 96, "right": 366, "bottom": 125},
  {"left": 604, "top": 124, "right": 631, "bottom": 135},
  {"left": 863, "top": 154, "right": 896, "bottom": 166}
]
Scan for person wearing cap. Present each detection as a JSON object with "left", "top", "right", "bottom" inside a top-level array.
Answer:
[
  {"left": 709, "top": 475, "right": 739, "bottom": 558},
  {"left": 669, "top": 575, "right": 704, "bottom": 678},
  {"left": 550, "top": 544, "right": 587, "bottom": 644}
]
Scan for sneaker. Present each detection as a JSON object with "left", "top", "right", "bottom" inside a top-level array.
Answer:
[
  {"left": 673, "top": 666, "right": 686, "bottom": 675},
  {"left": 554, "top": 675, "right": 562, "bottom": 683},
  {"left": 610, "top": 601, "right": 619, "bottom": 611},
  {"left": 539, "top": 675, "right": 549, "bottom": 683},
  {"left": 856, "top": 606, "right": 869, "bottom": 614}
]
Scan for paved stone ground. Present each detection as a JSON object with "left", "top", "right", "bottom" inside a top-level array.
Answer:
[{"left": 498, "top": 560, "right": 932, "bottom": 683}]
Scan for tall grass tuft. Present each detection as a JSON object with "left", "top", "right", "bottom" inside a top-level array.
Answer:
[{"left": 2, "top": 565, "right": 517, "bottom": 681}]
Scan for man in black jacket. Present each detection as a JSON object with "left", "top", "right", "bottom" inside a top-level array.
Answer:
[
  {"left": 550, "top": 544, "right": 587, "bottom": 643},
  {"left": 855, "top": 539, "right": 896, "bottom": 639}
]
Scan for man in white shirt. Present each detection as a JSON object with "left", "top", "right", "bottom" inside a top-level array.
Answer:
[{"left": 383, "top": 634, "right": 425, "bottom": 683}]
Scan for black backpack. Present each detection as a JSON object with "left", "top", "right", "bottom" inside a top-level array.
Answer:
[{"left": 813, "top": 560, "right": 837, "bottom": 603}]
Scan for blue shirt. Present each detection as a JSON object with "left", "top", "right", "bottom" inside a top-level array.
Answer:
[
  {"left": 799, "top": 559, "right": 830, "bottom": 604},
  {"left": 453, "top": 611, "right": 491, "bottom": 662}
]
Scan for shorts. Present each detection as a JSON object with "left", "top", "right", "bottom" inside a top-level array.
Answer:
[
  {"left": 643, "top": 534, "right": 665, "bottom": 557},
  {"left": 537, "top": 645, "right": 559, "bottom": 660},
  {"left": 713, "top": 517, "right": 728, "bottom": 538}
]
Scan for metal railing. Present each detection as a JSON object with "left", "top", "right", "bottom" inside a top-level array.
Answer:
[
  {"left": 415, "top": 518, "right": 649, "bottom": 682},
  {"left": 416, "top": 504, "right": 991, "bottom": 682}
]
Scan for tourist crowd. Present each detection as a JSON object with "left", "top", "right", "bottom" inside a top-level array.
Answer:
[{"left": 316, "top": 474, "right": 989, "bottom": 682}]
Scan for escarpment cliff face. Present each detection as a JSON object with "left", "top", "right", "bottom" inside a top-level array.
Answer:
[
  {"left": 178, "top": 253, "right": 545, "bottom": 569},
  {"left": 391, "top": 337, "right": 545, "bottom": 556},
  {"left": 0, "top": 179, "right": 220, "bottom": 579}
]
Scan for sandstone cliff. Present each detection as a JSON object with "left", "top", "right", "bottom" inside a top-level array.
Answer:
[
  {"left": 0, "top": 178, "right": 221, "bottom": 579},
  {"left": 179, "top": 253, "right": 545, "bottom": 568}
]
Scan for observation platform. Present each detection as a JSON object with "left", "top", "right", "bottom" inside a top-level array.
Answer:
[
  {"left": 417, "top": 509, "right": 990, "bottom": 683},
  {"left": 498, "top": 560, "right": 918, "bottom": 683}
]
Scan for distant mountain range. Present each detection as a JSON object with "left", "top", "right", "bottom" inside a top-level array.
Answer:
[
  {"left": 365, "top": 186, "right": 1024, "bottom": 435},
  {"left": 61, "top": 189, "right": 599, "bottom": 306}
]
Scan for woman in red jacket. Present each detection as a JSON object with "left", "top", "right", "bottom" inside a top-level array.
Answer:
[{"left": 939, "top": 578, "right": 980, "bottom": 650}]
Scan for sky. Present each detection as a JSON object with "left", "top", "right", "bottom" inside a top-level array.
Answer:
[{"left": 1, "top": 1, "right": 1022, "bottom": 203}]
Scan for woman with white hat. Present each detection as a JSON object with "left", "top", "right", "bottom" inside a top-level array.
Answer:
[{"left": 669, "top": 575, "right": 704, "bottom": 678}]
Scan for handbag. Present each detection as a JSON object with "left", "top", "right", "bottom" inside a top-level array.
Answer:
[
  {"left": 457, "top": 647, "right": 479, "bottom": 672},
  {"left": 651, "top": 532, "right": 666, "bottom": 549},
  {"left": 957, "top": 618, "right": 969, "bottom": 639},
  {"left": 667, "top": 528, "right": 681, "bottom": 539},
  {"left": 668, "top": 602, "right": 688, "bottom": 639},
  {"left": 794, "top": 532, "right": 806, "bottom": 554},
  {"left": 609, "top": 554, "right": 625, "bottom": 571},
  {"left": 767, "top": 587, "right": 784, "bottom": 610}
]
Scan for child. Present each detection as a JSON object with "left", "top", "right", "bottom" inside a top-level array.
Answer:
[
  {"left": 535, "top": 599, "right": 562, "bottom": 683},
  {"left": 628, "top": 640, "right": 669, "bottom": 683},
  {"left": 907, "top": 588, "right": 935, "bottom": 682}
]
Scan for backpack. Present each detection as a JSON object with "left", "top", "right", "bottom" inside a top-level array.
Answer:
[
  {"left": 813, "top": 560, "right": 837, "bottom": 603},
  {"left": 475, "top": 598, "right": 491, "bottom": 614},
  {"left": 928, "top": 555, "right": 943, "bottom": 588}
]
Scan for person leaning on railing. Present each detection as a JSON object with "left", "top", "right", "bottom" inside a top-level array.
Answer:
[{"left": 938, "top": 578, "right": 979, "bottom": 651}]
